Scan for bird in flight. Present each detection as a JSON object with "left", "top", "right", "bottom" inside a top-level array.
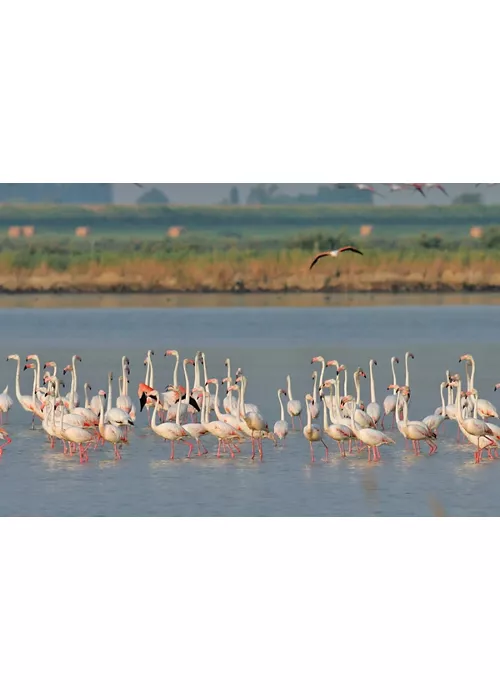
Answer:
[
  {"left": 309, "top": 246, "right": 364, "bottom": 271},
  {"left": 422, "top": 183, "right": 449, "bottom": 196}
]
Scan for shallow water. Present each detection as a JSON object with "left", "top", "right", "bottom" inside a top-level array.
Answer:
[{"left": 1, "top": 297, "right": 500, "bottom": 516}]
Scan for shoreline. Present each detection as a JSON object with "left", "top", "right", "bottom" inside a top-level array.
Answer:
[{"left": 1, "top": 290, "right": 500, "bottom": 309}]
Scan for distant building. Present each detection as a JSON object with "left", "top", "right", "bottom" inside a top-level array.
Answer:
[{"left": 0, "top": 184, "right": 113, "bottom": 204}]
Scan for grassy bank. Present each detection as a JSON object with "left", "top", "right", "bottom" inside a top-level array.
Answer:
[
  {"left": 1, "top": 249, "right": 500, "bottom": 293},
  {"left": 3, "top": 203, "right": 500, "bottom": 230}
]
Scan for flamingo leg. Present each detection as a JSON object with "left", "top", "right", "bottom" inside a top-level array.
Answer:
[
  {"left": 321, "top": 439, "right": 329, "bottom": 462},
  {"left": 186, "top": 441, "right": 194, "bottom": 458},
  {"left": 309, "top": 441, "right": 315, "bottom": 462}
]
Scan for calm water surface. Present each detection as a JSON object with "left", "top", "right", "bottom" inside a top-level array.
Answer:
[{"left": 1, "top": 294, "right": 500, "bottom": 516}]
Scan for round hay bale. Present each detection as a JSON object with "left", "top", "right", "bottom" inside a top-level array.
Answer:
[
  {"left": 470, "top": 226, "right": 483, "bottom": 239},
  {"left": 75, "top": 226, "right": 90, "bottom": 237},
  {"left": 23, "top": 226, "right": 35, "bottom": 238},
  {"left": 167, "top": 226, "right": 185, "bottom": 238},
  {"left": 8, "top": 226, "right": 21, "bottom": 239}
]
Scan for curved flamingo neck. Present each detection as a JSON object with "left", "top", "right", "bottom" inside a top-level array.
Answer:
[
  {"left": 369, "top": 361, "right": 376, "bottom": 403},
  {"left": 107, "top": 375, "right": 112, "bottom": 412},
  {"left": 277, "top": 390, "right": 285, "bottom": 421},
  {"left": 391, "top": 359, "right": 398, "bottom": 395}
]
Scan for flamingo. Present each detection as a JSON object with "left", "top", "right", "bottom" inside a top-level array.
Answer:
[
  {"left": 144, "top": 389, "right": 194, "bottom": 459},
  {"left": 423, "top": 183, "right": 448, "bottom": 196},
  {"left": 310, "top": 371, "right": 320, "bottom": 420},
  {"left": 449, "top": 378, "right": 496, "bottom": 463},
  {"left": 62, "top": 355, "right": 81, "bottom": 409},
  {"left": 309, "top": 246, "right": 363, "bottom": 271},
  {"left": 203, "top": 380, "right": 241, "bottom": 458},
  {"left": 320, "top": 380, "right": 353, "bottom": 456},
  {"left": 105, "top": 372, "right": 135, "bottom": 428},
  {"left": 313, "top": 356, "right": 334, "bottom": 412},
  {"left": 7, "top": 354, "right": 36, "bottom": 419},
  {"left": 366, "top": 359, "right": 381, "bottom": 426},
  {"left": 422, "top": 382, "right": 448, "bottom": 435},
  {"left": 394, "top": 387, "right": 438, "bottom": 456},
  {"left": 286, "top": 374, "right": 302, "bottom": 429},
  {"left": 182, "top": 389, "right": 209, "bottom": 455},
  {"left": 273, "top": 389, "right": 289, "bottom": 443},
  {"left": 116, "top": 356, "right": 136, "bottom": 421},
  {"left": 409, "top": 183, "right": 426, "bottom": 197},
  {"left": 0, "top": 427, "right": 11, "bottom": 457},
  {"left": 381, "top": 356, "right": 400, "bottom": 429},
  {"left": 0, "top": 385, "right": 13, "bottom": 423},
  {"left": 98, "top": 391, "right": 127, "bottom": 460},
  {"left": 349, "top": 399, "right": 395, "bottom": 462},
  {"left": 303, "top": 393, "right": 329, "bottom": 463},
  {"left": 459, "top": 354, "right": 499, "bottom": 419}
]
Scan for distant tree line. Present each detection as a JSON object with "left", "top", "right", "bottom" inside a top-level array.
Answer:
[
  {"left": 221, "top": 184, "right": 373, "bottom": 206},
  {"left": 0, "top": 184, "right": 113, "bottom": 204}
]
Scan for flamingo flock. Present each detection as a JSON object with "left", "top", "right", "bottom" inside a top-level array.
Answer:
[
  {"left": 331, "top": 183, "right": 500, "bottom": 198},
  {"left": 0, "top": 349, "right": 499, "bottom": 466}
]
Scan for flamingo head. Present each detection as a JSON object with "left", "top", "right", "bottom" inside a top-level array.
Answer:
[
  {"left": 321, "top": 380, "right": 335, "bottom": 389},
  {"left": 357, "top": 368, "right": 367, "bottom": 379},
  {"left": 184, "top": 358, "right": 195, "bottom": 366},
  {"left": 278, "top": 389, "right": 287, "bottom": 396},
  {"left": 387, "top": 383, "right": 399, "bottom": 391},
  {"left": 164, "top": 349, "right": 177, "bottom": 357},
  {"left": 494, "top": 383, "right": 500, "bottom": 392},
  {"left": 98, "top": 390, "right": 107, "bottom": 398},
  {"left": 44, "top": 361, "right": 55, "bottom": 368},
  {"left": 336, "top": 364, "right": 346, "bottom": 375},
  {"left": 62, "top": 365, "right": 73, "bottom": 375},
  {"left": 205, "top": 378, "right": 217, "bottom": 386},
  {"left": 7, "top": 355, "right": 19, "bottom": 361},
  {"left": 393, "top": 357, "right": 400, "bottom": 364},
  {"left": 311, "top": 356, "right": 324, "bottom": 364},
  {"left": 407, "top": 353, "right": 415, "bottom": 360},
  {"left": 459, "top": 354, "right": 472, "bottom": 363},
  {"left": 23, "top": 362, "right": 35, "bottom": 371},
  {"left": 305, "top": 393, "right": 313, "bottom": 402},
  {"left": 326, "top": 359, "right": 339, "bottom": 368},
  {"left": 227, "top": 384, "right": 239, "bottom": 393},
  {"left": 371, "top": 359, "right": 378, "bottom": 366},
  {"left": 74, "top": 356, "right": 82, "bottom": 363},
  {"left": 26, "top": 354, "right": 37, "bottom": 361}
]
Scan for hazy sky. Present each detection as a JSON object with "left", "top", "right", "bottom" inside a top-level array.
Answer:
[{"left": 113, "top": 184, "right": 497, "bottom": 206}]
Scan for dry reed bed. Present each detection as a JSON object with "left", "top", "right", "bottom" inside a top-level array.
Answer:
[{"left": 1, "top": 251, "right": 500, "bottom": 293}]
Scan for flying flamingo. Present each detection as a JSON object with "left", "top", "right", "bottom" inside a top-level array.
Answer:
[
  {"left": 423, "top": 184, "right": 448, "bottom": 196},
  {"left": 409, "top": 184, "right": 426, "bottom": 197},
  {"left": 354, "top": 184, "right": 385, "bottom": 198},
  {"left": 309, "top": 246, "right": 363, "bottom": 271}
]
